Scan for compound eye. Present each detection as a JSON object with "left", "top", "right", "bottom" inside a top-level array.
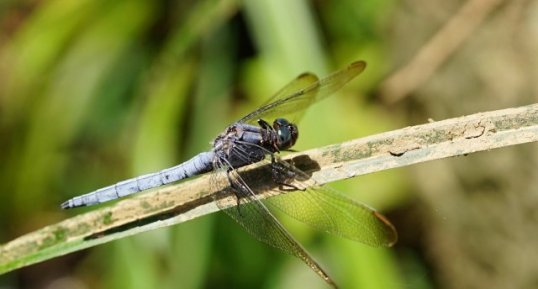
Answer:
[
  {"left": 273, "top": 118, "right": 298, "bottom": 150},
  {"left": 278, "top": 126, "right": 292, "bottom": 145}
]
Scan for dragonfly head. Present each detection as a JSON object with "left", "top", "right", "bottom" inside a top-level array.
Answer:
[{"left": 273, "top": 118, "right": 298, "bottom": 150}]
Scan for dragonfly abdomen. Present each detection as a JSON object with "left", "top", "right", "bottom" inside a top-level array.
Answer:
[{"left": 61, "top": 151, "right": 215, "bottom": 209}]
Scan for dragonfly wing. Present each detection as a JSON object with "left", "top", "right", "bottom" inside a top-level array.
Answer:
[
  {"left": 239, "top": 61, "right": 366, "bottom": 125},
  {"left": 261, "top": 72, "right": 319, "bottom": 107},
  {"left": 266, "top": 156, "right": 398, "bottom": 247},
  {"left": 239, "top": 72, "right": 318, "bottom": 124},
  {"left": 211, "top": 155, "right": 337, "bottom": 288}
]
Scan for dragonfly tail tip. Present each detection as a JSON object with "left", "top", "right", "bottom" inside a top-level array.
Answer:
[{"left": 60, "top": 200, "right": 72, "bottom": 210}]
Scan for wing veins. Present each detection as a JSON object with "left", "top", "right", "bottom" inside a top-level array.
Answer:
[{"left": 239, "top": 60, "right": 366, "bottom": 124}]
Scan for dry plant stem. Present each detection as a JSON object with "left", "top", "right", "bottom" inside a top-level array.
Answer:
[
  {"left": 1, "top": 102, "right": 538, "bottom": 274},
  {"left": 380, "top": 0, "right": 505, "bottom": 103}
]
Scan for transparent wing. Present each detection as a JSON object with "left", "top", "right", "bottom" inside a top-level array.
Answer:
[
  {"left": 266, "top": 156, "right": 398, "bottom": 247},
  {"left": 239, "top": 61, "right": 366, "bottom": 125},
  {"left": 210, "top": 153, "right": 337, "bottom": 288},
  {"left": 258, "top": 72, "right": 319, "bottom": 109}
]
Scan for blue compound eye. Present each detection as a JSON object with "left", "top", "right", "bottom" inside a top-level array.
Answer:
[{"left": 273, "top": 118, "right": 298, "bottom": 150}]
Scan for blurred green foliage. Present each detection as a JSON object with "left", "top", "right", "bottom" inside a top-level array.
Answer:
[{"left": 0, "top": 0, "right": 412, "bottom": 288}]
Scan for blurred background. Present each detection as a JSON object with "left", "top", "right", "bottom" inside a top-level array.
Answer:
[{"left": 1, "top": 0, "right": 537, "bottom": 288}]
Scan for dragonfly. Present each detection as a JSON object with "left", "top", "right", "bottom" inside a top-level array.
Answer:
[{"left": 61, "top": 60, "right": 397, "bottom": 288}]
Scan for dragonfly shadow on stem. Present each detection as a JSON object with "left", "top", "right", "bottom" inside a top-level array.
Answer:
[{"left": 216, "top": 154, "right": 322, "bottom": 207}]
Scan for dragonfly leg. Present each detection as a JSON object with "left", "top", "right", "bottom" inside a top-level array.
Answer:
[
  {"left": 225, "top": 167, "right": 245, "bottom": 217},
  {"left": 269, "top": 154, "right": 304, "bottom": 191},
  {"left": 257, "top": 119, "right": 272, "bottom": 130}
]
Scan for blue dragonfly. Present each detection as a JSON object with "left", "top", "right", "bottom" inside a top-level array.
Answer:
[{"left": 62, "top": 61, "right": 397, "bottom": 288}]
